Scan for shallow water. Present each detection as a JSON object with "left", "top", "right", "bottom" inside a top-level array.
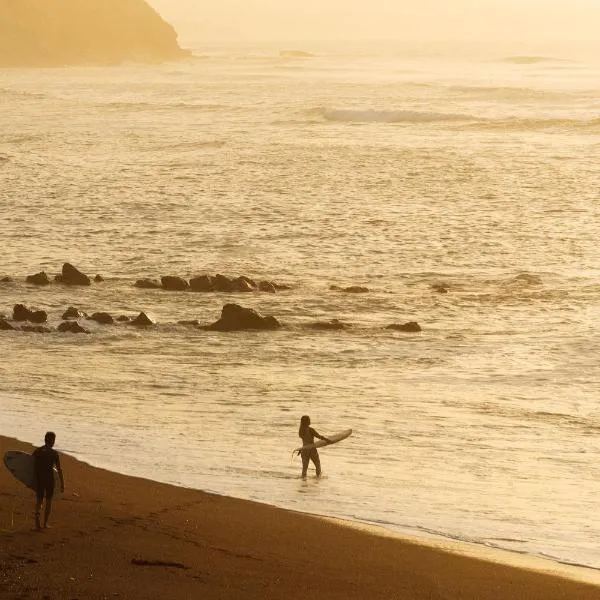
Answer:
[{"left": 1, "top": 40, "right": 600, "bottom": 569}]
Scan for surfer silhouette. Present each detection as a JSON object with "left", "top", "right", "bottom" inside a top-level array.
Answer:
[
  {"left": 297, "top": 415, "right": 331, "bottom": 478},
  {"left": 33, "top": 431, "right": 64, "bottom": 530}
]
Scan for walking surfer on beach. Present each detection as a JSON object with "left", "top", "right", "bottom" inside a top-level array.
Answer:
[
  {"left": 33, "top": 431, "right": 64, "bottom": 530},
  {"left": 297, "top": 416, "right": 331, "bottom": 478}
]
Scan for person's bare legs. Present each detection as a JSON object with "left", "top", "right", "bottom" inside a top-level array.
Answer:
[
  {"left": 311, "top": 450, "right": 322, "bottom": 477},
  {"left": 43, "top": 497, "right": 53, "bottom": 528},
  {"left": 34, "top": 496, "right": 43, "bottom": 530},
  {"left": 301, "top": 452, "right": 310, "bottom": 478}
]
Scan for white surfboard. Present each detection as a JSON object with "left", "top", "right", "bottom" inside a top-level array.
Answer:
[
  {"left": 3, "top": 450, "right": 62, "bottom": 499},
  {"left": 294, "top": 429, "right": 352, "bottom": 454}
]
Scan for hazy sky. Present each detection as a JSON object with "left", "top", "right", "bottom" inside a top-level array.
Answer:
[{"left": 148, "top": 0, "right": 600, "bottom": 43}]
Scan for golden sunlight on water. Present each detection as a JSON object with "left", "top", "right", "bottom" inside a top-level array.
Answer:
[{"left": 1, "top": 30, "right": 600, "bottom": 572}]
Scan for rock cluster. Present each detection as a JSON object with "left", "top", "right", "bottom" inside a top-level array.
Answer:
[
  {"left": 205, "top": 304, "right": 281, "bottom": 332},
  {"left": 136, "top": 274, "right": 288, "bottom": 294}
]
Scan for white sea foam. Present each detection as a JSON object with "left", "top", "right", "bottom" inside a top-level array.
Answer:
[{"left": 321, "top": 108, "right": 471, "bottom": 123}]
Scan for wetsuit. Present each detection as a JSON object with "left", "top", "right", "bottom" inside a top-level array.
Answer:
[{"left": 33, "top": 445, "right": 60, "bottom": 501}]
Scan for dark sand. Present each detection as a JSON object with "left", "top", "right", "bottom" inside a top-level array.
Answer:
[{"left": 1, "top": 435, "right": 599, "bottom": 599}]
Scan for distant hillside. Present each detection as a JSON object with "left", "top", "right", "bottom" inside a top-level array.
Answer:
[{"left": 0, "top": 0, "right": 189, "bottom": 67}]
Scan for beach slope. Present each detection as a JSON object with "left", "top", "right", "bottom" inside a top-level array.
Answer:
[{"left": 0, "top": 435, "right": 598, "bottom": 599}]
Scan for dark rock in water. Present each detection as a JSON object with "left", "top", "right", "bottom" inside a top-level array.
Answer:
[
  {"left": 21, "top": 325, "right": 51, "bottom": 333},
  {"left": 161, "top": 276, "right": 189, "bottom": 291},
  {"left": 13, "top": 304, "right": 30, "bottom": 321},
  {"left": 330, "top": 285, "right": 369, "bottom": 293},
  {"left": 232, "top": 276, "right": 254, "bottom": 292},
  {"left": 239, "top": 275, "right": 257, "bottom": 288},
  {"left": 94, "top": 274, "right": 104, "bottom": 282},
  {"left": 1, "top": 276, "right": 12, "bottom": 283},
  {"left": 13, "top": 304, "right": 47, "bottom": 323},
  {"left": 58, "top": 321, "right": 89, "bottom": 334},
  {"left": 386, "top": 321, "right": 422, "bottom": 332},
  {"left": 0, "top": 0, "right": 189, "bottom": 68},
  {"left": 308, "top": 319, "right": 348, "bottom": 330},
  {"left": 213, "top": 274, "right": 235, "bottom": 292},
  {"left": 431, "top": 283, "right": 449, "bottom": 294},
  {"left": 135, "top": 278, "right": 162, "bottom": 289},
  {"left": 62, "top": 306, "right": 87, "bottom": 320},
  {"left": 89, "top": 312, "right": 114, "bottom": 325},
  {"left": 61, "top": 262, "right": 91, "bottom": 286},
  {"left": 26, "top": 271, "right": 50, "bottom": 286},
  {"left": 30, "top": 310, "right": 48, "bottom": 324},
  {"left": 0, "top": 318, "right": 15, "bottom": 331},
  {"left": 116, "top": 315, "right": 131, "bottom": 322},
  {"left": 189, "top": 275, "right": 214, "bottom": 292},
  {"left": 130, "top": 312, "right": 155, "bottom": 326},
  {"left": 178, "top": 319, "right": 200, "bottom": 327},
  {"left": 207, "top": 303, "right": 281, "bottom": 331},
  {"left": 258, "top": 280, "right": 277, "bottom": 293}
]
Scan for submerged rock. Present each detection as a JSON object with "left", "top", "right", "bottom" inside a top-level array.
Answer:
[
  {"left": 26, "top": 271, "right": 51, "bottom": 286},
  {"left": 330, "top": 285, "right": 369, "bottom": 293},
  {"left": 94, "top": 274, "right": 104, "bottom": 282},
  {"left": 206, "top": 304, "right": 281, "bottom": 331},
  {"left": 135, "top": 278, "right": 162, "bottom": 289},
  {"left": 307, "top": 319, "right": 349, "bottom": 330},
  {"left": 0, "top": 318, "right": 15, "bottom": 331},
  {"left": 58, "top": 321, "right": 89, "bottom": 334},
  {"left": 258, "top": 280, "right": 277, "bottom": 293},
  {"left": 386, "top": 321, "right": 422, "bottom": 332},
  {"left": 431, "top": 283, "right": 449, "bottom": 294},
  {"left": 62, "top": 306, "right": 87, "bottom": 320}
]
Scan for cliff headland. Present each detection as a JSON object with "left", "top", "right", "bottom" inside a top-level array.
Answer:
[{"left": 0, "top": 0, "right": 188, "bottom": 67}]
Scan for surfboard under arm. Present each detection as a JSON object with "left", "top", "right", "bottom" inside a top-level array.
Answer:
[{"left": 293, "top": 428, "right": 352, "bottom": 454}]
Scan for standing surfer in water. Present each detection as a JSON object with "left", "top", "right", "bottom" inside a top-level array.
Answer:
[{"left": 298, "top": 415, "right": 331, "bottom": 478}]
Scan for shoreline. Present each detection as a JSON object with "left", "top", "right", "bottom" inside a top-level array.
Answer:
[
  {"left": 2, "top": 434, "right": 600, "bottom": 599},
  {"left": 6, "top": 433, "right": 600, "bottom": 585}
]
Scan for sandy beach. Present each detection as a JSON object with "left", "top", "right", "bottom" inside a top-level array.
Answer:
[{"left": 0, "top": 435, "right": 599, "bottom": 599}]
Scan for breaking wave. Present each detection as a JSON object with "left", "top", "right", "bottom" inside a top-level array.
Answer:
[
  {"left": 501, "top": 55, "right": 570, "bottom": 65},
  {"left": 312, "top": 108, "right": 600, "bottom": 133},
  {"left": 319, "top": 108, "right": 472, "bottom": 124}
]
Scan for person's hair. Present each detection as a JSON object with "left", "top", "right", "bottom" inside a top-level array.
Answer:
[
  {"left": 299, "top": 415, "right": 310, "bottom": 438},
  {"left": 44, "top": 431, "right": 56, "bottom": 445}
]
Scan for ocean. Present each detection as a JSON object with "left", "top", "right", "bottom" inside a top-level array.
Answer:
[{"left": 1, "top": 38, "right": 600, "bottom": 570}]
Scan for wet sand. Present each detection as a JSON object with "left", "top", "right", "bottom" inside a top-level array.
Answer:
[{"left": 1, "top": 434, "right": 599, "bottom": 599}]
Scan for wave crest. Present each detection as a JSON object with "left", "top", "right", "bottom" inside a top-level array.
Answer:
[{"left": 319, "top": 108, "right": 471, "bottom": 124}]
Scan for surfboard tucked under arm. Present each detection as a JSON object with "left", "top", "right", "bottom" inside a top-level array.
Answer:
[
  {"left": 3, "top": 450, "right": 62, "bottom": 499},
  {"left": 294, "top": 428, "right": 352, "bottom": 454}
]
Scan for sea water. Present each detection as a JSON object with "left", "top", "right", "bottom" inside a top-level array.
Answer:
[{"left": 1, "top": 39, "right": 600, "bottom": 570}]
